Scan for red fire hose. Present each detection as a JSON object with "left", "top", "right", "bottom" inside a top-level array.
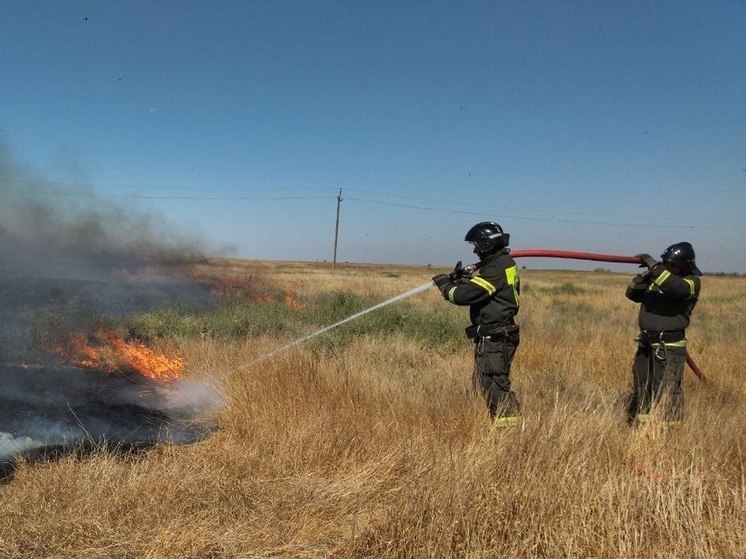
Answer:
[
  {"left": 509, "top": 249, "right": 707, "bottom": 383},
  {"left": 511, "top": 249, "right": 641, "bottom": 264}
]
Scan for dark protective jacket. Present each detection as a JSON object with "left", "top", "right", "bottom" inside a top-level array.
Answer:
[
  {"left": 625, "top": 266, "right": 700, "bottom": 333},
  {"left": 444, "top": 249, "right": 520, "bottom": 328}
]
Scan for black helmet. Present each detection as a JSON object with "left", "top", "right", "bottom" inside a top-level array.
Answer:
[
  {"left": 464, "top": 221, "right": 510, "bottom": 254},
  {"left": 661, "top": 242, "right": 702, "bottom": 276}
]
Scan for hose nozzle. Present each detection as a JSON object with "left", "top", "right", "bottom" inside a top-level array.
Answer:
[{"left": 449, "top": 261, "right": 480, "bottom": 280}]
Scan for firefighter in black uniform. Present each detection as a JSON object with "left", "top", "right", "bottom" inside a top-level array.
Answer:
[
  {"left": 626, "top": 242, "right": 702, "bottom": 425},
  {"left": 432, "top": 221, "right": 521, "bottom": 426}
]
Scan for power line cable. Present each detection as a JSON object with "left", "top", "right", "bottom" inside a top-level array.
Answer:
[
  {"left": 344, "top": 197, "right": 746, "bottom": 230},
  {"left": 2, "top": 177, "right": 742, "bottom": 229},
  {"left": 0, "top": 189, "right": 330, "bottom": 202},
  {"left": 0, "top": 176, "right": 335, "bottom": 194},
  {"left": 344, "top": 187, "right": 742, "bottom": 225}
]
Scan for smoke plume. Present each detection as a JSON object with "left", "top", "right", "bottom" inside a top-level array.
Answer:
[{"left": 0, "top": 140, "right": 222, "bottom": 480}]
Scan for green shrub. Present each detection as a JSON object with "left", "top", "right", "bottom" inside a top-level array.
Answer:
[
  {"left": 304, "top": 291, "right": 373, "bottom": 324},
  {"left": 305, "top": 299, "right": 465, "bottom": 356},
  {"left": 126, "top": 300, "right": 303, "bottom": 340},
  {"left": 121, "top": 289, "right": 465, "bottom": 356}
]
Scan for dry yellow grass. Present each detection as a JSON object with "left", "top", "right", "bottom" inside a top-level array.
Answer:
[{"left": 2, "top": 260, "right": 744, "bottom": 558}]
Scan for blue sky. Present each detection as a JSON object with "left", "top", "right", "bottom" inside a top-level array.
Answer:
[{"left": 1, "top": 1, "right": 744, "bottom": 272}]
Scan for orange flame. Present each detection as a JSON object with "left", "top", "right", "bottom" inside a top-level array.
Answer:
[
  {"left": 282, "top": 285, "right": 304, "bottom": 311},
  {"left": 108, "top": 336, "right": 184, "bottom": 382},
  {"left": 209, "top": 277, "right": 238, "bottom": 297},
  {"left": 250, "top": 286, "right": 302, "bottom": 308},
  {"left": 209, "top": 278, "right": 303, "bottom": 309},
  {"left": 56, "top": 332, "right": 183, "bottom": 382}
]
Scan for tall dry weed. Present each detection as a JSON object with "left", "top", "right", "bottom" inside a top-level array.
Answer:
[{"left": 2, "top": 261, "right": 744, "bottom": 558}]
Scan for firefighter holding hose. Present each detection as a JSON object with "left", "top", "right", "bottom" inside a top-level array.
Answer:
[
  {"left": 432, "top": 221, "right": 521, "bottom": 426},
  {"left": 626, "top": 242, "right": 702, "bottom": 425}
]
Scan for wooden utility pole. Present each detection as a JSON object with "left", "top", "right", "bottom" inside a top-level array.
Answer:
[{"left": 332, "top": 188, "right": 343, "bottom": 270}]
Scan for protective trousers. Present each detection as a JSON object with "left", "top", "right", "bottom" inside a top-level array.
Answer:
[
  {"left": 472, "top": 331, "right": 520, "bottom": 420},
  {"left": 627, "top": 341, "right": 685, "bottom": 424}
]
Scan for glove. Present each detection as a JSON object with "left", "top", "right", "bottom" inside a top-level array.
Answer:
[
  {"left": 448, "top": 260, "right": 478, "bottom": 281},
  {"left": 448, "top": 260, "right": 464, "bottom": 281},
  {"left": 431, "top": 274, "right": 453, "bottom": 297},
  {"left": 636, "top": 253, "right": 660, "bottom": 270},
  {"left": 649, "top": 262, "right": 664, "bottom": 278},
  {"left": 634, "top": 263, "right": 664, "bottom": 284}
]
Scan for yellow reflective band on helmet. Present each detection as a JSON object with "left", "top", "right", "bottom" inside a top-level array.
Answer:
[
  {"left": 654, "top": 269, "right": 671, "bottom": 287},
  {"left": 470, "top": 276, "right": 496, "bottom": 295},
  {"left": 684, "top": 278, "right": 696, "bottom": 298}
]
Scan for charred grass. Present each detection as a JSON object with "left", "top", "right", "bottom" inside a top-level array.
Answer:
[{"left": 2, "top": 261, "right": 744, "bottom": 558}]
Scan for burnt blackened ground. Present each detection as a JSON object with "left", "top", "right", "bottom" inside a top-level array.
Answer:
[
  {"left": 0, "top": 273, "right": 218, "bottom": 482},
  {"left": 0, "top": 362, "right": 219, "bottom": 482}
]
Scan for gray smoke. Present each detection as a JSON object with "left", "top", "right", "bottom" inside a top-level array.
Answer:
[
  {"left": 0, "top": 140, "right": 223, "bottom": 479},
  {"left": 0, "top": 140, "right": 206, "bottom": 279}
]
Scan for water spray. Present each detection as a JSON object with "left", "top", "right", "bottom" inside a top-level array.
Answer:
[{"left": 241, "top": 281, "right": 433, "bottom": 368}]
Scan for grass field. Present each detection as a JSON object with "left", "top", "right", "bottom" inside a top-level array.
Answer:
[{"left": 2, "top": 259, "right": 744, "bottom": 558}]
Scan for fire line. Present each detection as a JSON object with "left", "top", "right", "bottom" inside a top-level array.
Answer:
[{"left": 56, "top": 331, "right": 184, "bottom": 382}]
